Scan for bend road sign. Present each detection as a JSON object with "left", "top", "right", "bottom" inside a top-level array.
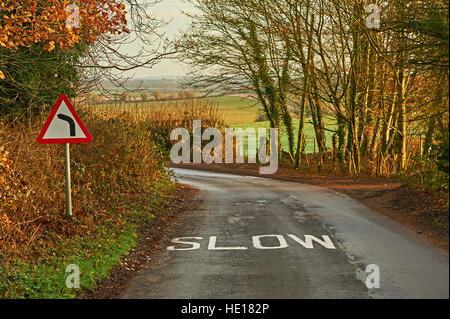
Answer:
[{"left": 37, "top": 93, "right": 92, "bottom": 144}]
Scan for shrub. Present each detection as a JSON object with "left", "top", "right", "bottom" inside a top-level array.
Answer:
[
  {"left": 431, "top": 134, "right": 449, "bottom": 175},
  {"left": 0, "top": 45, "right": 83, "bottom": 118},
  {"left": 0, "top": 109, "right": 169, "bottom": 261}
]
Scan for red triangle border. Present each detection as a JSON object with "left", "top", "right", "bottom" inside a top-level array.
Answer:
[{"left": 37, "top": 94, "right": 93, "bottom": 144}]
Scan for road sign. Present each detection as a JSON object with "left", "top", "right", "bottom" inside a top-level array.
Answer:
[
  {"left": 37, "top": 93, "right": 92, "bottom": 144},
  {"left": 37, "top": 94, "right": 92, "bottom": 218}
]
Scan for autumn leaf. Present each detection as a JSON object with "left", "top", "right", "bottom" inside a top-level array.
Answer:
[{"left": 0, "top": 1, "right": 128, "bottom": 52}]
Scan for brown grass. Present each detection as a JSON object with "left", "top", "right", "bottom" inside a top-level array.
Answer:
[
  {"left": 86, "top": 98, "right": 224, "bottom": 130},
  {"left": 0, "top": 97, "right": 225, "bottom": 264},
  {"left": 0, "top": 112, "right": 164, "bottom": 261}
]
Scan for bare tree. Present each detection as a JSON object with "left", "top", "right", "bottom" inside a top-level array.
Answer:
[
  {"left": 76, "top": 0, "right": 176, "bottom": 98},
  {"left": 179, "top": 0, "right": 296, "bottom": 157}
]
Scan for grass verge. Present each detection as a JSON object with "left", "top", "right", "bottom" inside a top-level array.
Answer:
[
  {"left": 1, "top": 181, "right": 177, "bottom": 298},
  {"left": 0, "top": 109, "right": 180, "bottom": 298}
]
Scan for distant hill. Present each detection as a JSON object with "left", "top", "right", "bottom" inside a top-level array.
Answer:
[{"left": 100, "top": 76, "right": 188, "bottom": 93}]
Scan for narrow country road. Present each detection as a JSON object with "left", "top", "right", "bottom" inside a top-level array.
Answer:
[{"left": 122, "top": 168, "right": 449, "bottom": 299}]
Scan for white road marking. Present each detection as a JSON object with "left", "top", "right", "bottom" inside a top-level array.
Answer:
[
  {"left": 287, "top": 234, "right": 336, "bottom": 249},
  {"left": 208, "top": 236, "right": 248, "bottom": 250},
  {"left": 252, "top": 234, "right": 288, "bottom": 250},
  {"left": 167, "top": 237, "right": 203, "bottom": 251},
  {"left": 167, "top": 234, "right": 337, "bottom": 251}
]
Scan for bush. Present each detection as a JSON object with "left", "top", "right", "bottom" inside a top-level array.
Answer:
[
  {"left": 431, "top": 134, "right": 449, "bottom": 175},
  {"left": 0, "top": 109, "right": 170, "bottom": 260},
  {"left": 406, "top": 134, "right": 449, "bottom": 201},
  {"left": 0, "top": 108, "right": 180, "bottom": 297},
  {"left": 0, "top": 44, "right": 83, "bottom": 118}
]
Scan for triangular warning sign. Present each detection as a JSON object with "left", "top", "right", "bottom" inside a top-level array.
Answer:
[{"left": 37, "top": 94, "right": 93, "bottom": 144}]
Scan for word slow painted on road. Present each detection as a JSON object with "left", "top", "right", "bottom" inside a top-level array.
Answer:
[{"left": 167, "top": 234, "right": 336, "bottom": 251}]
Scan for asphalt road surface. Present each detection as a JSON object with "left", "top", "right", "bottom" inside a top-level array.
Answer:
[{"left": 122, "top": 168, "right": 449, "bottom": 299}]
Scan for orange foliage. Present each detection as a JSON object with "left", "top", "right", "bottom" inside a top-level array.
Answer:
[{"left": 0, "top": 0, "right": 128, "bottom": 52}]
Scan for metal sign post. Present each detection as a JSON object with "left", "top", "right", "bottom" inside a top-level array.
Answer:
[
  {"left": 37, "top": 94, "right": 92, "bottom": 219},
  {"left": 64, "top": 143, "right": 73, "bottom": 218}
]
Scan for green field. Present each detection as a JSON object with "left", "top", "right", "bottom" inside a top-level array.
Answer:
[
  {"left": 93, "top": 95, "right": 263, "bottom": 125},
  {"left": 214, "top": 96, "right": 263, "bottom": 125},
  {"left": 98, "top": 95, "right": 335, "bottom": 154},
  {"left": 216, "top": 96, "right": 336, "bottom": 154},
  {"left": 140, "top": 95, "right": 264, "bottom": 125},
  {"left": 231, "top": 118, "right": 337, "bottom": 155}
]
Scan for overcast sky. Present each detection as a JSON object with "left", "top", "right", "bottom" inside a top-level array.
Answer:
[{"left": 124, "top": 0, "right": 196, "bottom": 78}]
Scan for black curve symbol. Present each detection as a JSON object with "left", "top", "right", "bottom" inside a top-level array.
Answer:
[{"left": 57, "top": 114, "right": 76, "bottom": 137}]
